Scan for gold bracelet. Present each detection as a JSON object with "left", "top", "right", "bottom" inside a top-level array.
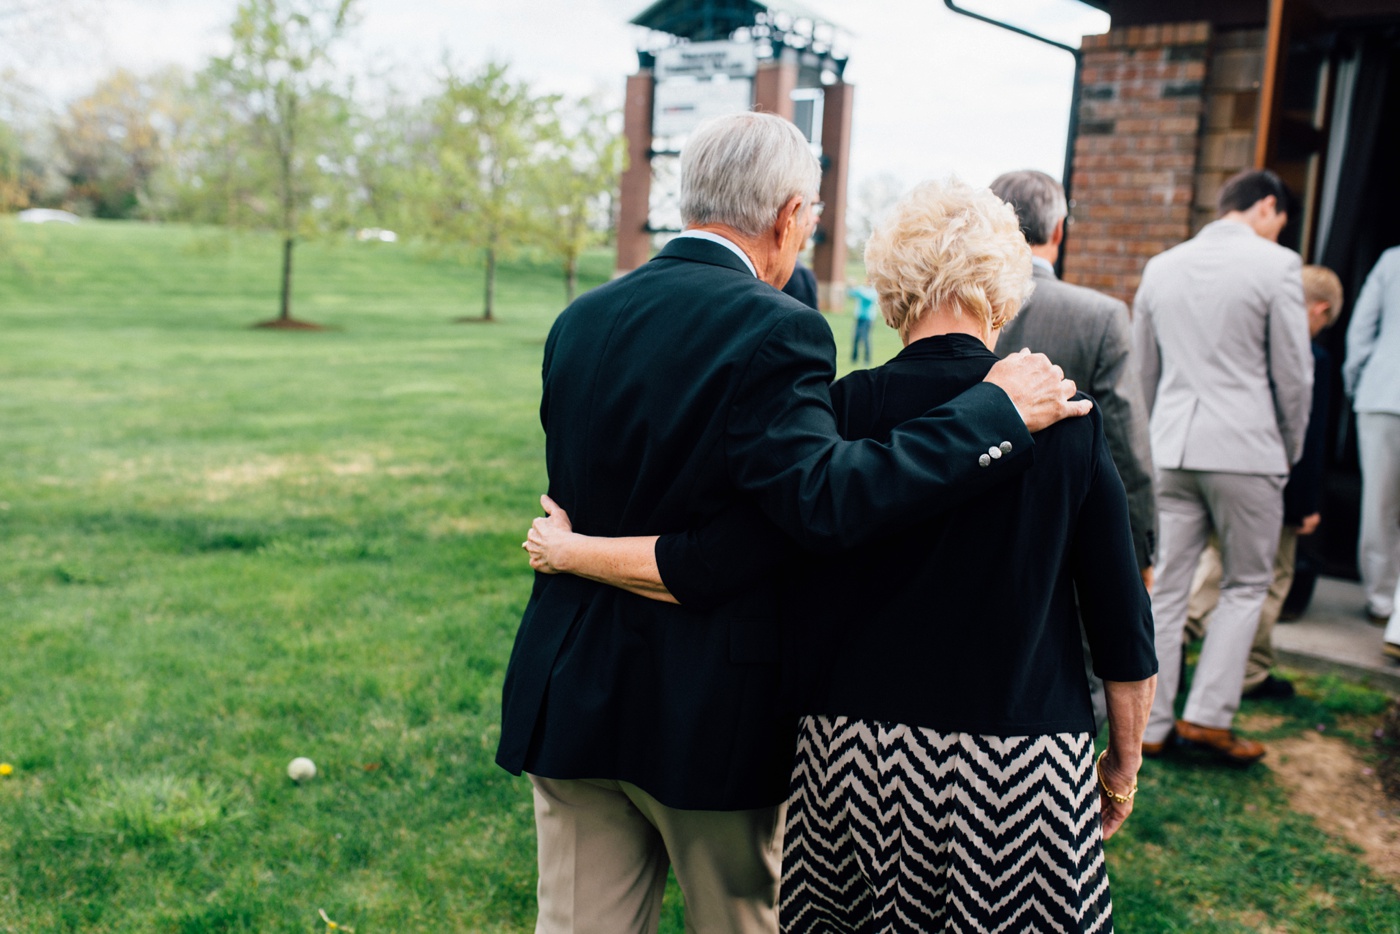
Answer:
[{"left": 1095, "top": 749, "right": 1137, "bottom": 804}]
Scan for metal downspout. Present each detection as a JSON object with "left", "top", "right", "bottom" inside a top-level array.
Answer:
[{"left": 942, "top": 1, "right": 1090, "bottom": 278}]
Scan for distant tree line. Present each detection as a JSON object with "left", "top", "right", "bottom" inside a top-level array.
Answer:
[{"left": 0, "top": 0, "right": 623, "bottom": 323}]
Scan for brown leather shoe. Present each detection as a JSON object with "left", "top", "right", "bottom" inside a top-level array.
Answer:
[
  {"left": 1142, "top": 739, "right": 1167, "bottom": 758},
  {"left": 1384, "top": 642, "right": 1400, "bottom": 662},
  {"left": 1174, "top": 719, "right": 1266, "bottom": 765}
]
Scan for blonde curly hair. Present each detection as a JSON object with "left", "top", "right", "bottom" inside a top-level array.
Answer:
[{"left": 863, "top": 178, "right": 1034, "bottom": 341}]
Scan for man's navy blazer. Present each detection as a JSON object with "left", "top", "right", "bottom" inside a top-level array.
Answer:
[{"left": 496, "top": 237, "right": 1032, "bottom": 810}]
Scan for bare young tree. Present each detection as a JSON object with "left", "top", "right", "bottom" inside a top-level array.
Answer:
[
  {"left": 534, "top": 95, "right": 623, "bottom": 304},
  {"left": 202, "top": 0, "right": 357, "bottom": 327},
  {"left": 419, "top": 61, "right": 558, "bottom": 322}
]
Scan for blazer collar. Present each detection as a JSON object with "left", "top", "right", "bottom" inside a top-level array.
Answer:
[
  {"left": 895, "top": 332, "right": 995, "bottom": 362},
  {"left": 1031, "top": 262, "right": 1057, "bottom": 282},
  {"left": 1199, "top": 217, "right": 1258, "bottom": 241},
  {"left": 655, "top": 237, "right": 757, "bottom": 277}
]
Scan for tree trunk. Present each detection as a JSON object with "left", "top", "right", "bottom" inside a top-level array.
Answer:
[
  {"left": 280, "top": 236, "right": 295, "bottom": 321},
  {"left": 483, "top": 243, "right": 496, "bottom": 321},
  {"left": 565, "top": 252, "right": 578, "bottom": 305}
]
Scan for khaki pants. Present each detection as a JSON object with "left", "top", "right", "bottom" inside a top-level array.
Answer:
[
  {"left": 529, "top": 774, "right": 783, "bottom": 934},
  {"left": 1186, "top": 527, "right": 1298, "bottom": 692}
]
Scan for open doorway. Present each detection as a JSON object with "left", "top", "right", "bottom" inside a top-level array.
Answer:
[{"left": 1268, "top": 18, "right": 1400, "bottom": 595}]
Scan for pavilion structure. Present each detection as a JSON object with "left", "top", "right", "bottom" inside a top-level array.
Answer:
[{"left": 618, "top": 0, "right": 854, "bottom": 311}]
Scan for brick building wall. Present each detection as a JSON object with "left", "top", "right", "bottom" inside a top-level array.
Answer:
[
  {"left": 1193, "top": 29, "right": 1267, "bottom": 234},
  {"left": 1063, "top": 23, "right": 1212, "bottom": 307},
  {"left": 1064, "top": 22, "right": 1270, "bottom": 307}
]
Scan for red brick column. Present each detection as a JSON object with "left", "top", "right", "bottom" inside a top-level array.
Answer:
[
  {"left": 615, "top": 70, "right": 654, "bottom": 276},
  {"left": 813, "top": 81, "right": 853, "bottom": 312},
  {"left": 753, "top": 52, "right": 797, "bottom": 120},
  {"left": 1063, "top": 23, "right": 1212, "bottom": 307}
]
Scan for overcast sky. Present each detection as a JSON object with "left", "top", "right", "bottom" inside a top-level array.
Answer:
[{"left": 16, "top": 0, "right": 1110, "bottom": 193}]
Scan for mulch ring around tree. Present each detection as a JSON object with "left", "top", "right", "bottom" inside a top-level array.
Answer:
[{"left": 252, "top": 318, "right": 330, "bottom": 330}]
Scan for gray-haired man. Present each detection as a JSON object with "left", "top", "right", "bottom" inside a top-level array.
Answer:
[{"left": 496, "top": 113, "right": 1089, "bottom": 932}]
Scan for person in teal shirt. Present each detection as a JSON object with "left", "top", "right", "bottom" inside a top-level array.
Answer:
[{"left": 850, "top": 284, "right": 878, "bottom": 364}]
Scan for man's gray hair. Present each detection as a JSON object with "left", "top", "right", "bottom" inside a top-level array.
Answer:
[
  {"left": 680, "top": 112, "right": 822, "bottom": 237},
  {"left": 989, "top": 170, "right": 1067, "bottom": 247}
]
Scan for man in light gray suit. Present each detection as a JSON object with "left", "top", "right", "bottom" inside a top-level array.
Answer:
[
  {"left": 992, "top": 169, "right": 1156, "bottom": 730},
  {"left": 1343, "top": 245, "right": 1400, "bottom": 657},
  {"left": 1133, "top": 169, "right": 1312, "bottom": 764}
]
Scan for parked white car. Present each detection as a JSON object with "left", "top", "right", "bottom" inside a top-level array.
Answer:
[{"left": 18, "top": 209, "right": 81, "bottom": 224}]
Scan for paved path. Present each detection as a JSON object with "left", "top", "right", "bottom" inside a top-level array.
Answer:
[{"left": 1273, "top": 576, "right": 1400, "bottom": 694}]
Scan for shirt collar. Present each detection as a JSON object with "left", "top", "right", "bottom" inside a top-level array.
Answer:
[{"left": 675, "top": 230, "right": 757, "bottom": 277}]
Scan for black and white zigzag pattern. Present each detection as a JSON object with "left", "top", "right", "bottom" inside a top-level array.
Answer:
[{"left": 780, "top": 716, "right": 1112, "bottom": 933}]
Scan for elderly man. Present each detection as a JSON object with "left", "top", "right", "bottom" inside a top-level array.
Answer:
[
  {"left": 495, "top": 112, "right": 1087, "bottom": 933},
  {"left": 1133, "top": 169, "right": 1312, "bottom": 765},
  {"left": 1344, "top": 246, "right": 1400, "bottom": 653}
]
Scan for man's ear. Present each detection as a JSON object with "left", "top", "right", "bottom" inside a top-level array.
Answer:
[
  {"left": 1051, "top": 217, "right": 1065, "bottom": 248},
  {"left": 774, "top": 194, "right": 804, "bottom": 243}
]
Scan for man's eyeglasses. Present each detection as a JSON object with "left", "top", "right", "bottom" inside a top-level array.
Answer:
[{"left": 809, "top": 200, "right": 825, "bottom": 221}]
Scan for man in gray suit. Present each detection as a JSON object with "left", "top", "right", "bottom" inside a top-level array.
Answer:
[
  {"left": 992, "top": 170, "right": 1156, "bottom": 579},
  {"left": 1133, "top": 169, "right": 1312, "bottom": 764},
  {"left": 992, "top": 170, "right": 1156, "bottom": 731}
]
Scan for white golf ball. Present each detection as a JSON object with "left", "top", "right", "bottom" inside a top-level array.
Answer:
[{"left": 287, "top": 757, "right": 317, "bottom": 781}]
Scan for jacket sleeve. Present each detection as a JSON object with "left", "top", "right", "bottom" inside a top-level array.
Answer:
[
  {"left": 724, "top": 309, "right": 1034, "bottom": 553},
  {"left": 1283, "top": 347, "right": 1329, "bottom": 524},
  {"left": 1343, "top": 254, "right": 1389, "bottom": 399},
  {"left": 1071, "top": 410, "right": 1158, "bottom": 683},
  {"left": 1091, "top": 300, "right": 1156, "bottom": 568},
  {"left": 1268, "top": 254, "right": 1314, "bottom": 466},
  {"left": 654, "top": 506, "right": 797, "bottom": 610},
  {"left": 1131, "top": 282, "right": 1161, "bottom": 418}
]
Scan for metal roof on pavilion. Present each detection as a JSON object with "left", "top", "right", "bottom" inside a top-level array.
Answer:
[
  {"left": 629, "top": 0, "right": 836, "bottom": 40},
  {"left": 629, "top": 0, "right": 849, "bottom": 74}
]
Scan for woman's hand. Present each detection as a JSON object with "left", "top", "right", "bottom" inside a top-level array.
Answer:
[
  {"left": 524, "top": 494, "right": 576, "bottom": 574},
  {"left": 1096, "top": 746, "right": 1142, "bottom": 841}
]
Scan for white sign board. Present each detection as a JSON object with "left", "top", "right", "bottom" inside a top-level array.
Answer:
[
  {"left": 655, "top": 41, "right": 758, "bottom": 80},
  {"left": 653, "top": 78, "right": 753, "bottom": 137}
]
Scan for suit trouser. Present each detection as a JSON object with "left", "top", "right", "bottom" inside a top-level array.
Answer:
[
  {"left": 1357, "top": 412, "right": 1400, "bottom": 617},
  {"left": 1145, "top": 469, "right": 1285, "bottom": 744},
  {"left": 1385, "top": 578, "right": 1400, "bottom": 646},
  {"left": 529, "top": 774, "right": 783, "bottom": 934},
  {"left": 1185, "top": 528, "right": 1297, "bottom": 691}
]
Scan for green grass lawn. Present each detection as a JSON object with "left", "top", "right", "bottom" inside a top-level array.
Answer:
[{"left": 0, "top": 220, "right": 1396, "bottom": 932}]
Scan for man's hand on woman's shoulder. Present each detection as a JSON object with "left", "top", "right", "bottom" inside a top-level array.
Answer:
[{"left": 984, "top": 348, "right": 1093, "bottom": 432}]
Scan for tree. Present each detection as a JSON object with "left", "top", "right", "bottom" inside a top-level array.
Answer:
[
  {"left": 848, "top": 172, "right": 906, "bottom": 255},
  {"left": 54, "top": 67, "right": 188, "bottom": 218},
  {"left": 420, "top": 61, "right": 557, "bottom": 322},
  {"left": 534, "top": 95, "right": 623, "bottom": 304},
  {"left": 201, "top": 0, "right": 357, "bottom": 327}
]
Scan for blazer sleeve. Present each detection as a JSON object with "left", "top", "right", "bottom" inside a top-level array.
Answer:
[
  {"left": 1070, "top": 411, "right": 1158, "bottom": 683},
  {"left": 1090, "top": 300, "right": 1156, "bottom": 568},
  {"left": 724, "top": 309, "right": 1035, "bottom": 553},
  {"left": 654, "top": 507, "right": 797, "bottom": 610},
  {"left": 1283, "top": 346, "right": 1329, "bottom": 524},
  {"left": 1268, "top": 254, "right": 1314, "bottom": 466},
  {"left": 1131, "top": 283, "right": 1161, "bottom": 418},
  {"left": 1343, "top": 255, "right": 1388, "bottom": 399}
]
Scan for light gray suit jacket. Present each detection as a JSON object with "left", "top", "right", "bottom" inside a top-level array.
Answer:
[
  {"left": 1132, "top": 219, "right": 1312, "bottom": 476},
  {"left": 1344, "top": 245, "right": 1400, "bottom": 415},
  {"left": 998, "top": 263, "right": 1156, "bottom": 569}
]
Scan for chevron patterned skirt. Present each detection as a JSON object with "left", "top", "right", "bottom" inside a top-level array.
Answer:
[{"left": 780, "top": 715, "right": 1112, "bottom": 933}]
